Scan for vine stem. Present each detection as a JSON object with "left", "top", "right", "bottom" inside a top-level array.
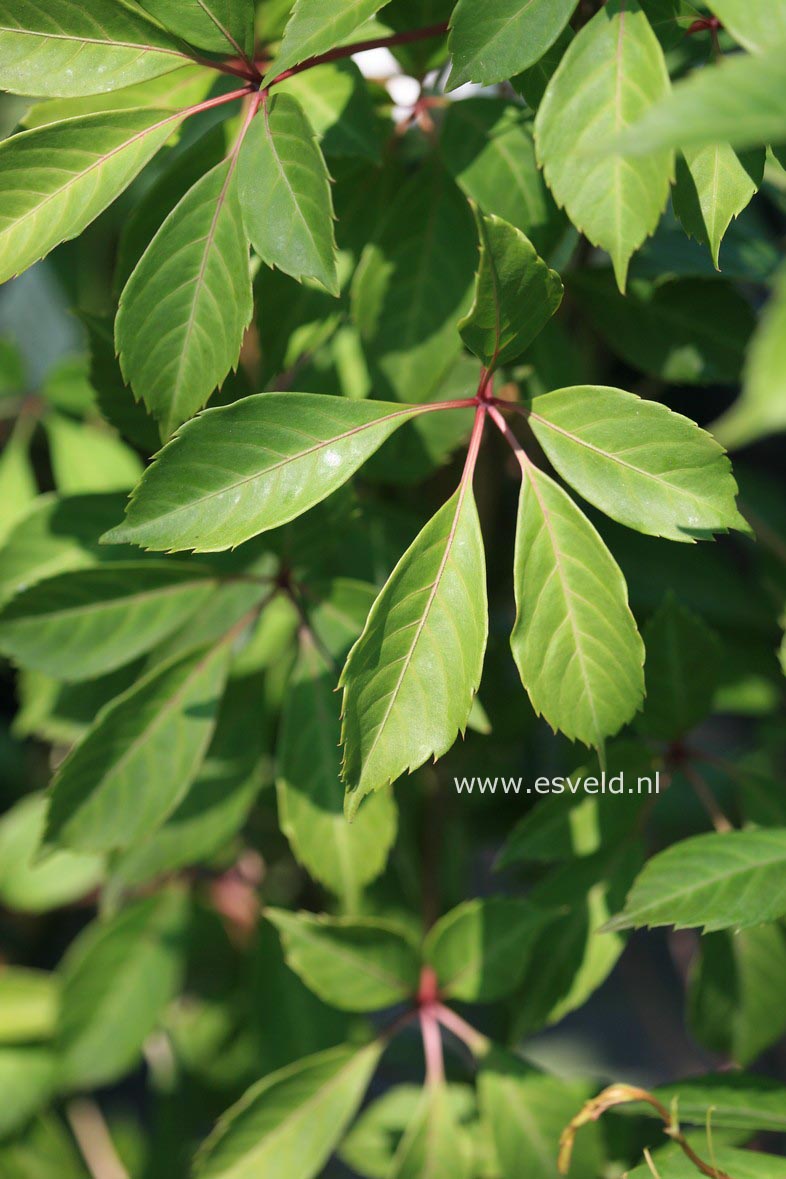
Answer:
[
  {"left": 419, "top": 1009, "right": 445, "bottom": 1087},
  {"left": 433, "top": 1002, "right": 489, "bottom": 1056},
  {"left": 264, "top": 22, "right": 451, "bottom": 85},
  {"left": 558, "top": 1085, "right": 733, "bottom": 1179},
  {"left": 487, "top": 402, "right": 530, "bottom": 472}
]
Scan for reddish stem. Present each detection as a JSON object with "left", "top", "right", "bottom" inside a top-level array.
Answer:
[
  {"left": 266, "top": 22, "right": 451, "bottom": 85},
  {"left": 462, "top": 403, "right": 488, "bottom": 485},
  {"left": 180, "top": 85, "right": 256, "bottom": 121},
  {"left": 433, "top": 1003, "right": 489, "bottom": 1055},
  {"left": 419, "top": 1010, "right": 445, "bottom": 1087},
  {"left": 487, "top": 403, "right": 529, "bottom": 471}
]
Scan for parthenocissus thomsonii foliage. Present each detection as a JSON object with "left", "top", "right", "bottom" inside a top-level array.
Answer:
[{"left": 0, "top": 2, "right": 785, "bottom": 1177}]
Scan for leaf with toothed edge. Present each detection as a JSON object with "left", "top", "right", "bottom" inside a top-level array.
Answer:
[
  {"left": 139, "top": 0, "right": 255, "bottom": 56},
  {"left": 0, "top": 0, "right": 192, "bottom": 99},
  {"left": 0, "top": 108, "right": 183, "bottom": 287},
  {"left": 45, "top": 643, "right": 230, "bottom": 855},
  {"left": 262, "top": 0, "right": 393, "bottom": 85},
  {"left": 0, "top": 564, "right": 217, "bottom": 682},
  {"left": 116, "top": 156, "right": 254, "bottom": 438},
  {"left": 266, "top": 909, "right": 421, "bottom": 1011},
  {"left": 194, "top": 1041, "right": 384, "bottom": 1179},
  {"left": 510, "top": 460, "right": 645, "bottom": 750},
  {"left": 277, "top": 626, "right": 398, "bottom": 903},
  {"left": 606, "top": 829, "right": 786, "bottom": 933},
  {"left": 527, "top": 386, "right": 749, "bottom": 542},
  {"left": 534, "top": 0, "right": 673, "bottom": 292},
  {"left": 238, "top": 92, "right": 340, "bottom": 295},
  {"left": 341, "top": 479, "right": 488, "bottom": 816},
  {"left": 100, "top": 393, "right": 439, "bottom": 553},
  {"left": 459, "top": 208, "right": 563, "bottom": 371},
  {"left": 447, "top": 0, "right": 577, "bottom": 90}
]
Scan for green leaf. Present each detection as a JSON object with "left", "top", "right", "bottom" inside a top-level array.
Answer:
[
  {"left": 21, "top": 65, "right": 214, "bottom": 132},
  {"left": 278, "top": 61, "right": 380, "bottom": 160},
  {"left": 107, "top": 663, "right": 269, "bottom": 895},
  {"left": 527, "top": 385, "right": 748, "bottom": 542},
  {"left": 46, "top": 642, "right": 231, "bottom": 854},
  {"left": 238, "top": 92, "right": 339, "bottom": 295},
  {"left": 510, "top": 460, "right": 644, "bottom": 748},
  {"left": 0, "top": 564, "right": 215, "bottom": 681},
  {"left": 0, "top": 420, "right": 37, "bottom": 544},
  {"left": 262, "top": 0, "right": 390, "bottom": 84},
  {"left": 424, "top": 897, "right": 547, "bottom": 1002},
  {"left": 615, "top": 47, "right": 786, "bottom": 155},
  {"left": 511, "top": 845, "right": 642, "bottom": 1036},
  {"left": 0, "top": 108, "right": 181, "bottom": 286},
  {"left": 390, "top": 1085, "right": 472, "bottom": 1179},
  {"left": 277, "top": 627, "right": 398, "bottom": 903},
  {"left": 478, "top": 1048, "right": 603, "bottom": 1179},
  {"left": 351, "top": 164, "right": 477, "bottom": 402},
  {"left": 340, "top": 485, "right": 487, "bottom": 814},
  {"left": 673, "top": 145, "right": 765, "bottom": 270},
  {"left": 0, "top": 1115, "right": 89, "bottom": 1179},
  {"left": 45, "top": 413, "right": 144, "bottom": 494},
  {"left": 460, "top": 211, "right": 563, "bottom": 371},
  {"left": 0, "top": 970, "right": 59, "bottom": 1044},
  {"left": 627, "top": 1144, "right": 786, "bottom": 1179},
  {"left": 57, "top": 892, "right": 187, "bottom": 1090},
  {"left": 266, "top": 910, "right": 420, "bottom": 1011},
  {"left": 713, "top": 265, "right": 786, "bottom": 449},
  {"left": 102, "top": 393, "right": 430, "bottom": 553},
  {"left": 688, "top": 926, "right": 786, "bottom": 1066},
  {"left": 0, "top": 493, "right": 132, "bottom": 606},
  {"left": 140, "top": 0, "right": 254, "bottom": 55},
  {"left": 440, "top": 99, "right": 565, "bottom": 257},
  {"left": 117, "top": 156, "right": 253, "bottom": 438},
  {"left": 637, "top": 593, "right": 721, "bottom": 740},
  {"left": 706, "top": 0, "right": 786, "bottom": 53},
  {"left": 511, "top": 27, "right": 573, "bottom": 108},
  {"left": 607, "top": 828, "right": 786, "bottom": 932},
  {"left": 340, "top": 1084, "right": 479, "bottom": 1179},
  {"left": 0, "top": 795, "right": 104, "bottom": 914},
  {"left": 643, "top": 1074, "right": 786, "bottom": 1133},
  {"left": 0, "top": 0, "right": 192, "bottom": 98},
  {"left": 194, "top": 1040, "right": 383, "bottom": 1179},
  {"left": 497, "top": 742, "right": 655, "bottom": 867},
  {"left": 0, "top": 1049, "right": 57, "bottom": 1137},
  {"left": 569, "top": 272, "right": 755, "bottom": 385},
  {"left": 447, "top": 0, "right": 577, "bottom": 90},
  {"left": 535, "top": 0, "right": 672, "bottom": 291}
]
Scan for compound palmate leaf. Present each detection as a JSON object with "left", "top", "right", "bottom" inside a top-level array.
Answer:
[
  {"left": 0, "top": 108, "right": 181, "bottom": 286},
  {"left": 195, "top": 1041, "right": 383, "bottom": 1179},
  {"left": 46, "top": 643, "right": 230, "bottom": 854},
  {"left": 0, "top": 564, "right": 215, "bottom": 681},
  {"left": 511, "top": 460, "right": 645, "bottom": 748},
  {"left": 102, "top": 393, "right": 433, "bottom": 552},
  {"left": 608, "top": 829, "right": 786, "bottom": 933},
  {"left": 140, "top": 0, "right": 254, "bottom": 55},
  {"left": 341, "top": 484, "right": 487, "bottom": 815},
  {"left": 460, "top": 209, "right": 563, "bottom": 371},
  {"left": 117, "top": 156, "right": 254, "bottom": 437},
  {"left": 448, "top": 0, "right": 577, "bottom": 90},
  {"left": 527, "top": 386, "right": 747, "bottom": 542},
  {"left": 238, "top": 92, "right": 339, "bottom": 294},
  {"left": 262, "top": 0, "right": 390, "bottom": 85},
  {"left": 535, "top": 0, "right": 672, "bottom": 291},
  {"left": 266, "top": 910, "right": 421, "bottom": 1011},
  {"left": 0, "top": 0, "right": 192, "bottom": 99}
]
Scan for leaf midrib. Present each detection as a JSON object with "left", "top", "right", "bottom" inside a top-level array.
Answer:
[{"left": 529, "top": 408, "right": 718, "bottom": 511}]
